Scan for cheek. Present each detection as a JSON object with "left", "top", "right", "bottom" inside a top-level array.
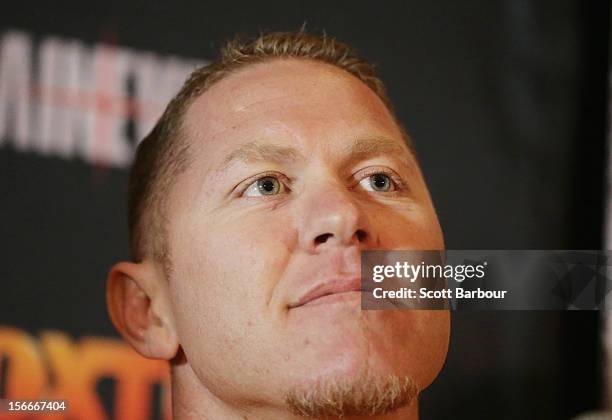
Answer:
[
  {"left": 170, "top": 204, "right": 296, "bottom": 283},
  {"left": 372, "top": 205, "right": 444, "bottom": 250},
  {"left": 167, "top": 207, "right": 296, "bottom": 343}
]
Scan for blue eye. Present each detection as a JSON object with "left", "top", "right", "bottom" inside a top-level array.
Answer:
[
  {"left": 243, "top": 176, "right": 284, "bottom": 197},
  {"left": 359, "top": 173, "right": 394, "bottom": 192}
]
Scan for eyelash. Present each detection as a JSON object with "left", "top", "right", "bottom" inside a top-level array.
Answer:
[
  {"left": 236, "top": 171, "right": 292, "bottom": 197},
  {"left": 353, "top": 167, "right": 407, "bottom": 192},
  {"left": 236, "top": 167, "right": 407, "bottom": 197}
]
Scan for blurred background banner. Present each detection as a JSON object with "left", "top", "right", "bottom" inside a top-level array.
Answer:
[{"left": 0, "top": 1, "right": 609, "bottom": 419}]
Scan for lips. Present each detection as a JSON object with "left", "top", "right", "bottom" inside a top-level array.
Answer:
[{"left": 289, "top": 277, "right": 363, "bottom": 308}]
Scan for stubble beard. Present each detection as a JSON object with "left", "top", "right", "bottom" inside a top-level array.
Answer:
[{"left": 284, "top": 372, "right": 419, "bottom": 418}]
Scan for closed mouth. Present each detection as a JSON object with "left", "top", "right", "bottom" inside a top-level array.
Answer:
[{"left": 290, "top": 277, "right": 363, "bottom": 309}]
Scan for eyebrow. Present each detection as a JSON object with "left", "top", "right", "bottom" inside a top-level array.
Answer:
[
  {"left": 342, "top": 137, "right": 411, "bottom": 166},
  {"left": 217, "top": 142, "right": 305, "bottom": 172},
  {"left": 216, "top": 136, "right": 411, "bottom": 174}
]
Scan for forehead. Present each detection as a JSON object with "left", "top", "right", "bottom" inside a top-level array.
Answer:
[{"left": 182, "top": 58, "right": 404, "bottom": 161}]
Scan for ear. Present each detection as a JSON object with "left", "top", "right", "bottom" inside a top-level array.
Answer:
[{"left": 106, "top": 261, "right": 179, "bottom": 360}]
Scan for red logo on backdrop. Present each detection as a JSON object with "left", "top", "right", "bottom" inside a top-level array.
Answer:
[{"left": 0, "top": 30, "right": 205, "bottom": 167}]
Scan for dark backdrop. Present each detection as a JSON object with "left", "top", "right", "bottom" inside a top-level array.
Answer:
[{"left": 0, "top": 1, "right": 609, "bottom": 419}]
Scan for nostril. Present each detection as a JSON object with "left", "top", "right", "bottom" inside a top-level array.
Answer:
[
  {"left": 355, "top": 229, "right": 367, "bottom": 242},
  {"left": 314, "top": 233, "right": 333, "bottom": 245},
  {"left": 314, "top": 230, "right": 367, "bottom": 246}
]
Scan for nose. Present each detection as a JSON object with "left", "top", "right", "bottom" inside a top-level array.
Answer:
[{"left": 298, "top": 181, "right": 371, "bottom": 252}]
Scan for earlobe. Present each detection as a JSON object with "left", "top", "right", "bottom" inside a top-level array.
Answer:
[{"left": 106, "top": 261, "right": 179, "bottom": 360}]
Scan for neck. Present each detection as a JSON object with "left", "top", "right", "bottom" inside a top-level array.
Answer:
[{"left": 170, "top": 362, "right": 420, "bottom": 420}]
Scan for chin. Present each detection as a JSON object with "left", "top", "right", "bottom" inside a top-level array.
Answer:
[{"left": 283, "top": 351, "right": 421, "bottom": 418}]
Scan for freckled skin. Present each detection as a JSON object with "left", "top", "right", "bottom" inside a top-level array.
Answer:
[{"left": 166, "top": 59, "right": 449, "bottom": 419}]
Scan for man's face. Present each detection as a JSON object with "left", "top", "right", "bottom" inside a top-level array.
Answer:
[{"left": 165, "top": 59, "right": 449, "bottom": 411}]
